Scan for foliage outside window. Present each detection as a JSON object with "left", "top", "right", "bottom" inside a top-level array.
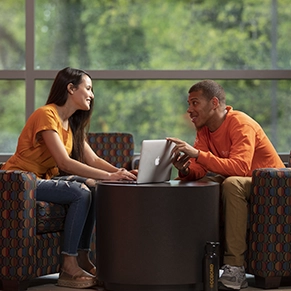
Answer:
[{"left": 0, "top": 0, "right": 291, "bottom": 155}]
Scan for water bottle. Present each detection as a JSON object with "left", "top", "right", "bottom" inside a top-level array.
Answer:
[{"left": 203, "top": 241, "right": 219, "bottom": 291}]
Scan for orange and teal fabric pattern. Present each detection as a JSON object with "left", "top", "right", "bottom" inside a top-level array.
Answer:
[
  {"left": 0, "top": 170, "right": 63, "bottom": 285},
  {"left": 87, "top": 132, "right": 134, "bottom": 170},
  {"left": 0, "top": 164, "right": 98, "bottom": 289},
  {"left": 37, "top": 201, "right": 67, "bottom": 234},
  {"left": 248, "top": 168, "right": 291, "bottom": 278},
  {"left": 0, "top": 170, "right": 38, "bottom": 281}
]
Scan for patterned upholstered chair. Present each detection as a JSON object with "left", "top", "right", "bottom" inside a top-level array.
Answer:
[
  {"left": 0, "top": 132, "right": 136, "bottom": 291},
  {"left": 87, "top": 132, "right": 138, "bottom": 170},
  {"left": 0, "top": 168, "right": 62, "bottom": 291},
  {"left": 0, "top": 167, "right": 97, "bottom": 291},
  {"left": 247, "top": 167, "right": 291, "bottom": 288}
]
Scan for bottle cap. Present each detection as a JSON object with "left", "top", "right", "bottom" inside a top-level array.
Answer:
[{"left": 205, "top": 241, "right": 220, "bottom": 253}]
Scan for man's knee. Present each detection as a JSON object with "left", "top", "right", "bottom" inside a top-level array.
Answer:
[
  {"left": 221, "top": 176, "right": 252, "bottom": 201},
  {"left": 222, "top": 176, "right": 238, "bottom": 190}
]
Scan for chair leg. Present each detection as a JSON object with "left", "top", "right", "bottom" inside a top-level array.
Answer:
[
  {"left": 281, "top": 276, "right": 291, "bottom": 286},
  {"left": 1, "top": 279, "right": 30, "bottom": 291},
  {"left": 254, "top": 275, "right": 281, "bottom": 289}
]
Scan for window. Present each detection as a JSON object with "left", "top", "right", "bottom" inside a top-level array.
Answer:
[
  {"left": 0, "top": 0, "right": 291, "bottom": 158},
  {"left": 0, "top": 1, "right": 25, "bottom": 70}
]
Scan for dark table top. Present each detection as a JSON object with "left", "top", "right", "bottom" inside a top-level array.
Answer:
[{"left": 98, "top": 179, "right": 219, "bottom": 188}]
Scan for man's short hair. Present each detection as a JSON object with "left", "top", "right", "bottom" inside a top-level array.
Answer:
[{"left": 188, "top": 80, "right": 226, "bottom": 104}]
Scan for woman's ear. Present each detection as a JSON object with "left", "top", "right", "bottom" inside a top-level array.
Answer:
[{"left": 67, "top": 83, "right": 74, "bottom": 95}]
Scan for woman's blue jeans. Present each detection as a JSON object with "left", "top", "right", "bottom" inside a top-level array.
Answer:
[{"left": 36, "top": 176, "right": 96, "bottom": 256}]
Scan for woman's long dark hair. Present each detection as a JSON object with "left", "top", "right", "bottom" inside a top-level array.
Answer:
[{"left": 46, "top": 67, "right": 94, "bottom": 162}]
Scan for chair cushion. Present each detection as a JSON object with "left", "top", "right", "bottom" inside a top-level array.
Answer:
[
  {"left": 36, "top": 201, "right": 67, "bottom": 234},
  {"left": 87, "top": 132, "right": 134, "bottom": 170}
]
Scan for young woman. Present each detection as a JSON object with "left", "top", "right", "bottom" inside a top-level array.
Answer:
[{"left": 3, "top": 67, "right": 136, "bottom": 289}]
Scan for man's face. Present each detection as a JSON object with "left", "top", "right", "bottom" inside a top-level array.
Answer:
[{"left": 187, "top": 90, "right": 215, "bottom": 130}]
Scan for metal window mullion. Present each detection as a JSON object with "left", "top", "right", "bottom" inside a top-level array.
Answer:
[
  {"left": 28, "top": 70, "right": 291, "bottom": 80},
  {"left": 25, "top": 0, "right": 35, "bottom": 120}
]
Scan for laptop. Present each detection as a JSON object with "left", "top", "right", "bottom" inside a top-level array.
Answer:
[{"left": 103, "top": 139, "right": 175, "bottom": 184}]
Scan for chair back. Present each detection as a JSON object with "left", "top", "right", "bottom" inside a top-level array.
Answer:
[{"left": 87, "top": 132, "right": 134, "bottom": 170}]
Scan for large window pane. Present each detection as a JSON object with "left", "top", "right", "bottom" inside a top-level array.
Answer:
[
  {"left": 90, "top": 80, "right": 193, "bottom": 152},
  {"left": 2, "top": 1, "right": 291, "bottom": 157},
  {"left": 35, "top": 0, "right": 291, "bottom": 70},
  {"left": 12, "top": 78, "right": 291, "bottom": 154},
  {"left": 39, "top": 79, "right": 287, "bottom": 153},
  {"left": 35, "top": 80, "right": 54, "bottom": 109},
  {"left": 0, "top": 1, "right": 25, "bottom": 70},
  {"left": 35, "top": 79, "right": 193, "bottom": 151},
  {"left": 0, "top": 81, "right": 25, "bottom": 153}
]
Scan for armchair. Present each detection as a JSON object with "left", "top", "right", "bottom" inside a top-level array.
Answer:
[
  {"left": 247, "top": 167, "right": 291, "bottom": 288},
  {"left": 218, "top": 154, "right": 291, "bottom": 289},
  {"left": 0, "top": 167, "right": 65, "bottom": 291},
  {"left": 0, "top": 132, "right": 137, "bottom": 291},
  {"left": 87, "top": 132, "right": 138, "bottom": 169}
]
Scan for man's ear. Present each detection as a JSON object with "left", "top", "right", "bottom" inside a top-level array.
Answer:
[
  {"left": 67, "top": 83, "right": 74, "bottom": 94},
  {"left": 212, "top": 96, "right": 220, "bottom": 109}
]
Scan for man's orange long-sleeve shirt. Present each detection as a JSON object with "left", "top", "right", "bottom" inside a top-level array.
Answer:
[{"left": 179, "top": 106, "right": 285, "bottom": 181}]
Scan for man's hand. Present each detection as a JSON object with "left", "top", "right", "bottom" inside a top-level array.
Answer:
[
  {"left": 167, "top": 137, "right": 199, "bottom": 158},
  {"left": 167, "top": 137, "right": 200, "bottom": 176},
  {"left": 172, "top": 151, "right": 190, "bottom": 175}
]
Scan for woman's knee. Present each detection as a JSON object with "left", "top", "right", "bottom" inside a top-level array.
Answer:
[
  {"left": 37, "top": 179, "right": 92, "bottom": 206},
  {"left": 85, "top": 178, "right": 97, "bottom": 187},
  {"left": 65, "top": 181, "right": 92, "bottom": 206},
  {"left": 77, "top": 183, "right": 92, "bottom": 200}
]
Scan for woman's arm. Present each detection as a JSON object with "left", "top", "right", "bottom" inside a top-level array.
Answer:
[
  {"left": 41, "top": 130, "right": 135, "bottom": 181},
  {"left": 83, "top": 141, "right": 119, "bottom": 172}
]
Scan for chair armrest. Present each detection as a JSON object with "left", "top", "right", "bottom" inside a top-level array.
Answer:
[
  {"left": 248, "top": 168, "right": 291, "bottom": 278},
  {"left": 0, "top": 170, "right": 37, "bottom": 279},
  {"left": 131, "top": 154, "right": 140, "bottom": 170},
  {"left": 250, "top": 167, "right": 291, "bottom": 221},
  {"left": 251, "top": 167, "right": 291, "bottom": 199}
]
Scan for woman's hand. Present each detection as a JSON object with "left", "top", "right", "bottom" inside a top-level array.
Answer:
[
  {"left": 107, "top": 168, "right": 137, "bottom": 181},
  {"left": 130, "top": 169, "right": 138, "bottom": 176}
]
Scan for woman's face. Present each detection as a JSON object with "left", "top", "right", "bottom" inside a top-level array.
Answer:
[{"left": 70, "top": 75, "right": 94, "bottom": 111}]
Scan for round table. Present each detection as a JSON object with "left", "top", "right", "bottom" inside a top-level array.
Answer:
[{"left": 96, "top": 180, "right": 220, "bottom": 291}]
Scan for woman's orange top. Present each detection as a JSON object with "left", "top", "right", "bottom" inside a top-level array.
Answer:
[{"left": 2, "top": 104, "right": 73, "bottom": 179}]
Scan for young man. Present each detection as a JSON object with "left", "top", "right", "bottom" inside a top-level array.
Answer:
[{"left": 167, "top": 80, "right": 284, "bottom": 290}]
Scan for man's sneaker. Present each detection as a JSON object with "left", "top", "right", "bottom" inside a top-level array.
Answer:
[{"left": 218, "top": 265, "right": 248, "bottom": 290}]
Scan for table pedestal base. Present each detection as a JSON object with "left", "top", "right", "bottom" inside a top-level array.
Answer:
[
  {"left": 105, "top": 283, "right": 203, "bottom": 291},
  {"left": 96, "top": 181, "right": 220, "bottom": 291}
]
